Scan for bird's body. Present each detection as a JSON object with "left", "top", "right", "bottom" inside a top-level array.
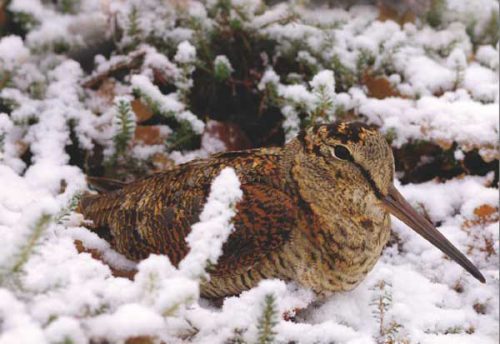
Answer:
[{"left": 79, "top": 122, "right": 485, "bottom": 298}]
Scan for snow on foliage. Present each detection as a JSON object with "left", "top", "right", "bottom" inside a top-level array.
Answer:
[
  {"left": 0, "top": 0, "right": 498, "bottom": 343},
  {"left": 175, "top": 41, "right": 197, "bottom": 64},
  {"left": 131, "top": 74, "right": 205, "bottom": 134},
  {"left": 179, "top": 167, "right": 243, "bottom": 279}
]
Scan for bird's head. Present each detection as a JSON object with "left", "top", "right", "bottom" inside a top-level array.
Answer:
[
  {"left": 299, "top": 121, "right": 394, "bottom": 196},
  {"left": 297, "top": 121, "right": 485, "bottom": 284}
]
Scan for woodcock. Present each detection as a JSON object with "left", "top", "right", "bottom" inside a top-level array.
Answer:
[{"left": 79, "top": 122, "right": 485, "bottom": 298}]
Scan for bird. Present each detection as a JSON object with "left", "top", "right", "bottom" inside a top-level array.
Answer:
[{"left": 78, "top": 121, "right": 485, "bottom": 298}]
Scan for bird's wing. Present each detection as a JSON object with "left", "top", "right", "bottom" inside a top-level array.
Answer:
[
  {"left": 211, "top": 183, "right": 297, "bottom": 277},
  {"left": 78, "top": 149, "right": 298, "bottom": 275}
]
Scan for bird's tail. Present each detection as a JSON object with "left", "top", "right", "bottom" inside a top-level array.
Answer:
[
  {"left": 86, "top": 176, "right": 127, "bottom": 193},
  {"left": 75, "top": 176, "right": 126, "bottom": 216}
]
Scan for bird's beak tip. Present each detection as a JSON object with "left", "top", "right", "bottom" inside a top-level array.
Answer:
[
  {"left": 478, "top": 274, "right": 486, "bottom": 284},
  {"left": 383, "top": 184, "right": 486, "bottom": 284}
]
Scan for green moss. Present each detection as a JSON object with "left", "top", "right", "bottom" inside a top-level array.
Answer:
[
  {"left": 55, "top": 192, "right": 82, "bottom": 224},
  {"left": 29, "top": 81, "right": 46, "bottom": 100},
  {"left": 385, "top": 128, "right": 398, "bottom": 145},
  {"left": 225, "top": 329, "right": 247, "bottom": 344},
  {"left": 127, "top": 6, "right": 142, "bottom": 45},
  {"left": 330, "top": 55, "right": 356, "bottom": 91},
  {"left": 11, "top": 214, "right": 52, "bottom": 275},
  {"left": 257, "top": 294, "right": 278, "bottom": 344},
  {"left": 57, "top": 0, "right": 80, "bottom": 14},
  {"left": 165, "top": 119, "right": 200, "bottom": 152},
  {"left": 11, "top": 11, "right": 39, "bottom": 33},
  {"left": 466, "top": 9, "right": 499, "bottom": 48},
  {"left": 0, "top": 71, "right": 11, "bottom": 91},
  {"left": 214, "top": 58, "right": 233, "bottom": 81},
  {"left": 426, "top": 0, "right": 446, "bottom": 28},
  {"left": 482, "top": 11, "right": 500, "bottom": 45},
  {"left": 0, "top": 133, "right": 5, "bottom": 158},
  {"left": 356, "top": 49, "right": 375, "bottom": 80},
  {"left": 113, "top": 98, "right": 136, "bottom": 157}
]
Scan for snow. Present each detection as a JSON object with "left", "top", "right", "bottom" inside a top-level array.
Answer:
[
  {"left": 134, "top": 255, "right": 199, "bottom": 314},
  {"left": 174, "top": 41, "right": 197, "bottom": 64},
  {"left": 310, "top": 70, "right": 335, "bottom": 96},
  {"left": 463, "top": 63, "right": 499, "bottom": 102},
  {"left": 279, "top": 84, "right": 317, "bottom": 110},
  {"left": 131, "top": 74, "right": 205, "bottom": 133},
  {"left": 131, "top": 74, "right": 184, "bottom": 113},
  {"left": 309, "top": 261, "right": 498, "bottom": 343},
  {"left": 0, "top": 0, "right": 498, "bottom": 343},
  {"left": 214, "top": 55, "right": 233, "bottom": 72},
  {"left": 44, "top": 317, "right": 86, "bottom": 344},
  {"left": 86, "top": 303, "right": 165, "bottom": 341},
  {"left": 0, "top": 290, "right": 46, "bottom": 344},
  {"left": 281, "top": 105, "right": 301, "bottom": 142},
  {"left": 179, "top": 167, "right": 243, "bottom": 279},
  {"left": 142, "top": 46, "right": 179, "bottom": 80},
  {"left": 258, "top": 68, "right": 280, "bottom": 90},
  {"left": 190, "top": 280, "right": 315, "bottom": 343},
  {"left": 476, "top": 45, "right": 499, "bottom": 71},
  {"left": 250, "top": 3, "right": 290, "bottom": 29},
  {"left": 214, "top": 55, "right": 234, "bottom": 80},
  {"left": 404, "top": 56, "right": 456, "bottom": 95},
  {"left": 176, "top": 110, "right": 205, "bottom": 134},
  {"left": 356, "top": 93, "right": 499, "bottom": 160},
  {"left": 0, "top": 36, "right": 29, "bottom": 70}
]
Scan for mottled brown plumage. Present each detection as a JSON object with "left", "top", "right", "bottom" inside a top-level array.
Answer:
[{"left": 79, "top": 122, "right": 485, "bottom": 298}]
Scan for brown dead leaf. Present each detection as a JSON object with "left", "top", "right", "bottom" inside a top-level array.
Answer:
[
  {"left": 135, "top": 125, "right": 167, "bottom": 145},
  {"left": 125, "top": 336, "right": 158, "bottom": 344},
  {"left": 435, "top": 139, "right": 453, "bottom": 151},
  {"left": 474, "top": 204, "right": 497, "bottom": 219},
  {"left": 203, "top": 120, "right": 252, "bottom": 151},
  {"left": 362, "top": 71, "right": 400, "bottom": 99},
  {"left": 478, "top": 148, "right": 500, "bottom": 163},
  {"left": 462, "top": 204, "right": 499, "bottom": 233},
  {"left": 15, "top": 140, "right": 29, "bottom": 157},
  {"left": 378, "top": 2, "right": 416, "bottom": 25},
  {"left": 96, "top": 79, "right": 116, "bottom": 107},
  {"left": 132, "top": 99, "right": 154, "bottom": 123},
  {"left": 0, "top": 2, "right": 6, "bottom": 31}
]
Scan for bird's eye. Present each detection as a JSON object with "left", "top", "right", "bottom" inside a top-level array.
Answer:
[{"left": 332, "top": 145, "right": 352, "bottom": 161}]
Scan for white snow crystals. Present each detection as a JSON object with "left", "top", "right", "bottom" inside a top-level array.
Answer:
[
  {"left": 131, "top": 74, "right": 205, "bottom": 134},
  {"left": 180, "top": 167, "right": 243, "bottom": 279},
  {"left": 270, "top": 69, "right": 337, "bottom": 142},
  {"left": 310, "top": 70, "right": 335, "bottom": 96},
  {"left": 174, "top": 40, "right": 197, "bottom": 64},
  {"left": 214, "top": 55, "right": 234, "bottom": 80},
  {"left": 0, "top": 36, "right": 29, "bottom": 70}
]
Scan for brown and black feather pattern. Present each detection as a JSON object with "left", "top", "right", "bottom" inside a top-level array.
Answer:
[{"left": 79, "top": 148, "right": 304, "bottom": 297}]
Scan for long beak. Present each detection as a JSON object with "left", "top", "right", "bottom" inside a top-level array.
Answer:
[{"left": 383, "top": 185, "right": 486, "bottom": 283}]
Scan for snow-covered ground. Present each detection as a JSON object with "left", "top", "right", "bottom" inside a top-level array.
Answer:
[{"left": 0, "top": 0, "right": 498, "bottom": 343}]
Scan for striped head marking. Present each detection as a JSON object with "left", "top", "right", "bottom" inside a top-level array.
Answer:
[{"left": 299, "top": 121, "right": 394, "bottom": 197}]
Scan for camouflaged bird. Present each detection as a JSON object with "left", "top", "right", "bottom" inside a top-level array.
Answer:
[{"left": 79, "top": 122, "right": 485, "bottom": 298}]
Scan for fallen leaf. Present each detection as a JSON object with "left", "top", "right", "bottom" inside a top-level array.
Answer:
[
  {"left": 203, "top": 120, "right": 252, "bottom": 151},
  {"left": 135, "top": 125, "right": 167, "bottom": 145},
  {"left": 362, "top": 71, "right": 400, "bottom": 99},
  {"left": 132, "top": 99, "right": 154, "bottom": 123},
  {"left": 378, "top": 2, "right": 416, "bottom": 25},
  {"left": 125, "top": 336, "right": 157, "bottom": 344},
  {"left": 474, "top": 204, "right": 497, "bottom": 219}
]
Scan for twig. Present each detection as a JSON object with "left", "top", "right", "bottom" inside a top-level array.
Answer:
[{"left": 81, "top": 50, "right": 146, "bottom": 89}]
